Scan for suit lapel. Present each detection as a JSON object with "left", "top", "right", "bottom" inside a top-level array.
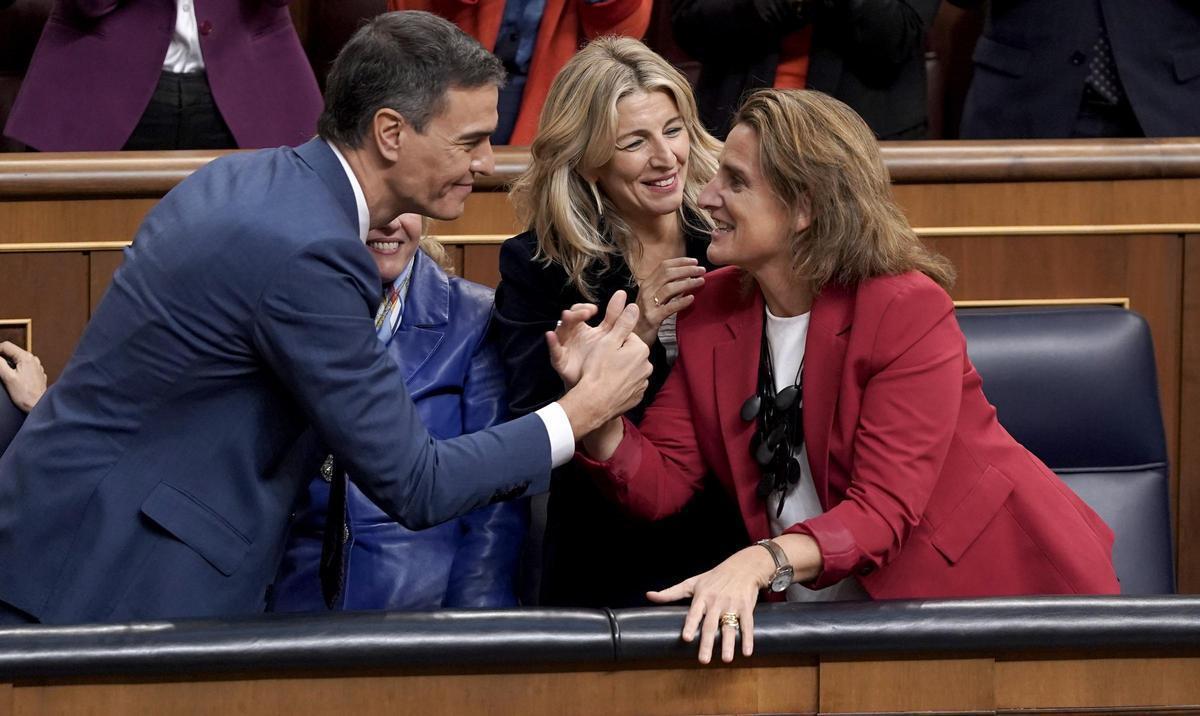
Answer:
[
  {"left": 712, "top": 288, "right": 772, "bottom": 543},
  {"left": 803, "top": 284, "right": 853, "bottom": 509},
  {"left": 393, "top": 253, "right": 447, "bottom": 383}
]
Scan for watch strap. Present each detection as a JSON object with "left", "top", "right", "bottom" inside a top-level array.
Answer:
[{"left": 755, "top": 538, "right": 788, "bottom": 571}]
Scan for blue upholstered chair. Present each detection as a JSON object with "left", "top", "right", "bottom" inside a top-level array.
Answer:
[{"left": 957, "top": 305, "right": 1174, "bottom": 594}]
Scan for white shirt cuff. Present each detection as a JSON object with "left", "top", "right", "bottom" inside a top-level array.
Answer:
[{"left": 535, "top": 401, "right": 576, "bottom": 468}]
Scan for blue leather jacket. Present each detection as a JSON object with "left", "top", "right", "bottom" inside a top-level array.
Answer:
[{"left": 270, "top": 251, "right": 528, "bottom": 611}]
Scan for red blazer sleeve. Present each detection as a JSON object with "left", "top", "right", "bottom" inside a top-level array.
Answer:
[
  {"left": 578, "top": 0, "right": 652, "bottom": 39},
  {"left": 786, "top": 281, "right": 963, "bottom": 587},
  {"left": 575, "top": 353, "right": 708, "bottom": 521}
]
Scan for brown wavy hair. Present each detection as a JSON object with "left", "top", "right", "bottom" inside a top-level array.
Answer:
[{"left": 732, "top": 90, "right": 955, "bottom": 290}]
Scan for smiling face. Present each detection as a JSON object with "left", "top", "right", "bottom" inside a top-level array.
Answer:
[
  {"left": 388, "top": 85, "right": 499, "bottom": 221},
  {"left": 367, "top": 213, "right": 422, "bottom": 283},
  {"left": 590, "top": 90, "right": 690, "bottom": 225},
  {"left": 699, "top": 123, "right": 809, "bottom": 273}
]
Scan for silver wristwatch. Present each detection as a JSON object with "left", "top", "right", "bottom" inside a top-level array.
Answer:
[{"left": 756, "top": 539, "right": 794, "bottom": 592}]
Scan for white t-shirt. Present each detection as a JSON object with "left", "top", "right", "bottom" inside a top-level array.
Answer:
[{"left": 764, "top": 307, "right": 867, "bottom": 602}]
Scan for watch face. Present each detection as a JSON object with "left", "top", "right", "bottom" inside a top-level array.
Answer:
[{"left": 770, "top": 567, "right": 794, "bottom": 592}]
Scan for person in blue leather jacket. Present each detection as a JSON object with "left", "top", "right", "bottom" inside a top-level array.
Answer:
[{"left": 269, "top": 214, "right": 527, "bottom": 611}]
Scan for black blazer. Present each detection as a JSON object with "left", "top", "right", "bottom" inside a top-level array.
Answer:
[
  {"left": 950, "top": 0, "right": 1200, "bottom": 138},
  {"left": 672, "top": 0, "right": 938, "bottom": 140},
  {"left": 493, "top": 226, "right": 747, "bottom": 607}
]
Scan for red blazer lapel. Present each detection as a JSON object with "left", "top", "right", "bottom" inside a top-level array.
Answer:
[
  {"left": 712, "top": 289, "right": 772, "bottom": 543},
  {"left": 804, "top": 284, "right": 853, "bottom": 509}
]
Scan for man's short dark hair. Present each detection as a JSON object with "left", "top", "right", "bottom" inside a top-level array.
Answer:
[{"left": 317, "top": 11, "right": 506, "bottom": 147}]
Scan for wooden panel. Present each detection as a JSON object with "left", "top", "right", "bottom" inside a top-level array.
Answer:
[
  {"left": 10, "top": 665, "right": 819, "bottom": 716},
  {"left": 819, "top": 657, "right": 994, "bottom": 714},
  {"left": 0, "top": 198, "right": 156, "bottom": 245},
  {"left": 894, "top": 179, "right": 1200, "bottom": 228},
  {"left": 996, "top": 657, "right": 1200, "bottom": 711},
  {"left": 0, "top": 321, "right": 30, "bottom": 352},
  {"left": 0, "top": 253, "right": 90, "bottom": 382},
  {"left": 0, "top": 682, "right": 11, "bottom": 716},
  {"left": 89, "top": 251, "right": 125, "bottom": 316},
  {"left": 926, "top": 234, "right": 1183, "bottom": 531},
  {"left": 463, "top": 244, "right": 503, "bottom": 288},
  {"left": 1180, "top": 234, "right": 1200, "bottom": 592},
  {"left": 431, "top": 192, "right": 521, "bottom": 238}
]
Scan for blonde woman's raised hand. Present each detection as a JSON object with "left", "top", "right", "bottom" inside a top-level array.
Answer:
[{"left": 634, "top": 257, "right": 706, "bottom": 346}]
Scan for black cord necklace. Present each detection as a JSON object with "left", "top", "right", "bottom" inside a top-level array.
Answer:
[{"left": 740, "top": 311, "right": 806, "bottom": 518}]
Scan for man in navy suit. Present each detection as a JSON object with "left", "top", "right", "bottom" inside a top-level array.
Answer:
[
  {"left": 0, "top": 11, "right": 650, "bottom": 624},
  {"left": 950, "top": 0, "right": 1200, "bottom": 138}
]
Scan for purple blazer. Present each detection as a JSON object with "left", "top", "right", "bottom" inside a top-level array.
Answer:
[{"left": 5, "top": 0, "right": 323, "bottom": 151}]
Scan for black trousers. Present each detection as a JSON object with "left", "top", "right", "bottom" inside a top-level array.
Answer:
[{"left": 123, "top": 70, "right": 237, "bottom": 150}]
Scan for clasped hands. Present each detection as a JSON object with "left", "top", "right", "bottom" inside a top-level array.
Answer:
[
  {"left": 548, "top": 290, "right": 652, "bottom": 441},
  {"left": 0, "top": 341, "right": 46, "bottom": 413}
]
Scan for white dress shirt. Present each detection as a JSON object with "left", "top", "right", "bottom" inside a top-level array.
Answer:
[{"left": 163, "top": 0, "right": 205, "bottom": 73}]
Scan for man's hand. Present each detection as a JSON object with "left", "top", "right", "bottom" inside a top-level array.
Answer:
[
  {"left": 0, "top": 342, "right": 47, "bottom": 413},
  {"left": 552, "top": 291, "right": 651, "bottom": 440}
]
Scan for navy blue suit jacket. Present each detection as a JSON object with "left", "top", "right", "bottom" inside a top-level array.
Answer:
[
  {"left": 0, "top": 139, "right": 551, "bottom": 624},
  {"left": 271, "top": 250, "right": 527, "bottom": 611},
  {"left": 952, "top": 0, "right": 1200, "bottom": 138}
]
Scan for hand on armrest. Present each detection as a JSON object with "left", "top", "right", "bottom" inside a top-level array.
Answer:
[{"left": 0, "top": 342, "right": 46, "bottom": 414}]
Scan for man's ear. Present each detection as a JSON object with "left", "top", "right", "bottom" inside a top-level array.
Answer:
[{"left": 373, "top": 108, "right": 407, "bottom": 163}]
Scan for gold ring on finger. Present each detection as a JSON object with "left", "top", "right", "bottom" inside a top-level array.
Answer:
[
  {"left": 652, "top": 294, "right": 661, "bottom": 307},
  {"left": 719, "top": 612, "right": 740, "bottom": 631}
]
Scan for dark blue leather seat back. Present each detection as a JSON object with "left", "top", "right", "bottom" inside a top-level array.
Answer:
[{"left": 956, "top": 306, "right": 1174, "bottom": 594}]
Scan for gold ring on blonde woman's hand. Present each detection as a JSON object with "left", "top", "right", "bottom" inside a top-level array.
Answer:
[{"left": 720, "top": 612, "right": 740, "bottom": 631}]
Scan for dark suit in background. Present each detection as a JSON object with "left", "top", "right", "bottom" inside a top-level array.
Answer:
[
  {"left": 4, "top": 0, "right": 322, "bottom": 150},
  {"left": 950, "top": 0, "right": 1200, "bottom": 138},
  {"left": 0, "top": 138, "right": 551, "bottom": 624},
  {"left": 271, "top": 250, "right": 527, "bottom": 611},
  {"left": 671, "top": 0, "right": 939, "bottom": 139}
]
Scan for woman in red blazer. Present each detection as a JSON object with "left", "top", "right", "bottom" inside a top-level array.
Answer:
[{"left": 568, "top": 89, "right": 1119, "bottom": 664}]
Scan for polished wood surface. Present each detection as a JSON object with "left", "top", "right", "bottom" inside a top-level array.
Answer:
[
  {"left": 0, "top": 252, "right": 90, "bottom": 381},
  {"left": 4, "top": 139, "right": 1200, "bottom": 198},
  {"left": 2, "top": 652, "right": 1199, "bottom": 715},
  {"left": 0, "top": 142, "right": 1197, "bottom": 592},
  {"left": 1179, "top": 234, "right": 1200, "bottom": 593}
]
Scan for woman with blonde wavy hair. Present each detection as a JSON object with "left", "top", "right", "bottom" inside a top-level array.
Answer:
[
  {"left": 566, "top": 89, "right": 1119, "bottom": 662},
  {"left": 493, "top": 37, "right": 746, "bottom": 608}
]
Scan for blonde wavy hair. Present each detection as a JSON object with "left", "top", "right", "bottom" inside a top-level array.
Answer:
[
  {"left": 416, "top": 215, "right": 454, "bottom": 275},
  {"left": 509, "top": 36, "right": 721, "bottom": 300},
  {"left": 733, "top": 90, "right": 955, "bottom": 291}
]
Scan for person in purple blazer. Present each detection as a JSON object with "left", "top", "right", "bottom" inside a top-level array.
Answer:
[
  {"left": 270, "top": 215, "right": 527, "bottom": 611},
  {"left": 4, "top": 0, "right": 322, "bottom": 151}
]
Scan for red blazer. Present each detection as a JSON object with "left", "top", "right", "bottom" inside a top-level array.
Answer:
[
  {"left": 392, "top": 0, "right": 652, "bottom": 145},
  {"left": 579, "top": 267, "right": 1120, "bottom": 598}
]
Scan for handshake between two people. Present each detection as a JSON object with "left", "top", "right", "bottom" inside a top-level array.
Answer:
[{"left": 546, "top": 290, "right": 651, "bottom": 442}]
